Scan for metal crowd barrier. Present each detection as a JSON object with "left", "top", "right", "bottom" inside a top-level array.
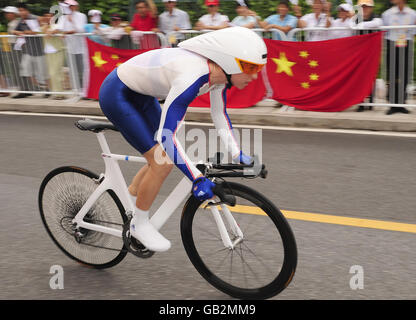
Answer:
[{"left": 0, "top": 31, "right": 167, "bottom": 99}]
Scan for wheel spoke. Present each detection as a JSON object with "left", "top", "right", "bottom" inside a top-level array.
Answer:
[
  {"left": 203, "top": 246, "right": 230, "bottom": 258},
  {"left": 235, "top": 243, "right": 261, "bottom": 284},
  {"left": 214, "top": 249, "right": 232, "bottom": 272},
  {"left": 241, "top": 242, "right": 275, "bottom": 275},
  {"left": 194, "top": 225, "right": 222, "bottom": 242}
]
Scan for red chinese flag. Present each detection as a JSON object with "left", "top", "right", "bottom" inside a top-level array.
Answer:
[
  {"left": 190, "top": 76, "right": 266, "bottom": 108},
  {"left": 264, "top": 32, "right": 383, "bottom": 111},
  {"left": 85, "top": 38, "right": 151, "bottom": 99}
]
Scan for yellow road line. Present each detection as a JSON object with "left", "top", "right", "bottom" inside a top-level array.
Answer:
[{"left": 229, "top": 204, "right": 416, "bottom": 234}]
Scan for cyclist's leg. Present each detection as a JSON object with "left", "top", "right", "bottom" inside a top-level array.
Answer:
[
  {"left": 128, "top": 164, "right": 148, "bottom": 196},
  {"left": 127, "top": 94, "right": 165, "bottom": 198},
  {"left": 135, "top": 144, "right": 173, "bottom": 210},
  {"left": 99, "top": 69, "right": 171, "bottom": 251}
]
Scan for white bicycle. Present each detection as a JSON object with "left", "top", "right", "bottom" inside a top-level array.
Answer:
[{"left": 38, "top": 119, "right": 297, "bottom": 299}]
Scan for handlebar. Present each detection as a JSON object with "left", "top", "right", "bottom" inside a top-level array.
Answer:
[
  {"left": 197, "top": 152, "right": 268, "bottom": 180},
  {"left": 212, "top": 182, "right": 236, "bottom": 207}
]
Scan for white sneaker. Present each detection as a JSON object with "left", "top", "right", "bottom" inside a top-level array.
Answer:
[{"left": 129, "top": 212, "right": 171, "bottom": 252}]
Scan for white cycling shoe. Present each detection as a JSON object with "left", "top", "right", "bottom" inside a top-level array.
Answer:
[{"left": 129, "top": 211, "right": 171, "bottom": 253}]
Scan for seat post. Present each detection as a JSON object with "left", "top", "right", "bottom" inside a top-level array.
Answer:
[{"left": 96, "top": 131, "right": 111, "bottom": 154}]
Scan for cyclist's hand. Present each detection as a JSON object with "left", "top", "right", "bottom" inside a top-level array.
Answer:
[
  {"left": 233, "top": 151, "right": 253, "bottom": 165},
  {"left": 192, "top": 177, "right": 215, "bottom": 201}
]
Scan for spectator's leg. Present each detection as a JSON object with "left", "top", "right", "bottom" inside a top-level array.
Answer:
[
  {"left": 399, "top": 41, "right": 410, "bottom": 113},
  {"left": 386, "top": 40, "right": 400, "bottom": 115},
  {"left": 33, "top": 55, "right": 48, "bottom": 94},
  {"left": 13, "top": 53, "right": 32, "bottom": 98},
  {"left": 0, "top": 52, "right": 8, "bottom": 96},
  {"left": 75, "top": 53, "right": 84, "bottom": 91},
  {"left": 48, "top": 51, "right": 65, "bottom": 95},
  {"left": 12, "top": 50, "right": 24, "bottom": 90}
]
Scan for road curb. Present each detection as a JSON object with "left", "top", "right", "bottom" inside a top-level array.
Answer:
[{"left": 1, "top": 99, "right": 416, "bottom": 132}]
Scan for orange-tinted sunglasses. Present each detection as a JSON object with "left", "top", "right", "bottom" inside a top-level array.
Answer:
[{"left": 235, "top": 58, "right": 265, "bottom": 75}]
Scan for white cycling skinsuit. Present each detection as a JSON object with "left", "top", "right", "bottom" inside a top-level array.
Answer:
[{"left": 99, "top": 27, "right": 267, "bottom": 252}]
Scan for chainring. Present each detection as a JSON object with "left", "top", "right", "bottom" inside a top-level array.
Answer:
[{"left": 122, "top": 214, "right": 155, "bottom": 259}]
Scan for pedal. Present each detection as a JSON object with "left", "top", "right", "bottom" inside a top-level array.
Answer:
[{"left": 122, "top": 214, "right": 155, "bottom": 259}]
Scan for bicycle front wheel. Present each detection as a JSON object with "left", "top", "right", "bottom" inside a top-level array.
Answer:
[
  {"left": 181, "top": 182, "right": 297, "bottom": 299},
  {"left": 38, "top": 166, "right": 127, "bottom": 269}
]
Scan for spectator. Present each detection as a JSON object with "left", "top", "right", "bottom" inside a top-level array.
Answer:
[
  {"left": 329, "top": 4, "right": 354, "bottom": 39},
  {"left": 97, "top": 13, "right": 128, "bottom": 48},
  {"left": 355, "top": 0, "right": 383, "bottom": 29},
  {"left": 130, "top": 0, "right": 160, "bottom": 49},
  {"left": 354, "top": 0, "right": 383, "bottom": 112},
  {"left": 382, "top": 0, "right": 416, "bottom": 114},
  {"left": 58, "top": 0, "right": 71, "bottom": 15},
  {"left": 41, "top": 12, "right": 66, "bottom": 100},
  {"left": 158, "top": 0, "right": 191, "bottom": 45},
  {"left": 56, "top": 0, "right": 87, "bottom": 92},
  {"left": 2, "top": 6, "right": 19, "bottom": 36},
  {"left": 299, "top": 0, "right": 332, "bottom": 41},
  {"left": 258, "top": 0, "right": 298, "bottom": 40},
  {"left": 85, "top": 10, "right": 108, "bottom": 45},
  {"left": 131, "top": 0, "right": 158, "bottom": 31},
  {"left": 230, "top": 1, "right": 259, "bottom": 29},
  {"left": 195, "top": 0, "right": 230, "bottom": 31},
  {"left": 1, "top": 6, "right": 20, "bottom": 97},
  {"left": 12, "top": 3, "right": 48, "bottom": 99},
  {"left": 0, "top": 42, "right": 6, "bottom": 96},
  {"left": 293, "top": 4, "right": 303, "bottom": 21}
]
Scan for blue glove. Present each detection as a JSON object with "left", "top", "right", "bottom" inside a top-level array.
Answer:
[
  {"left": 192, "top": 177, "right": 216, "bottom": 201},
  {"left": 233, "top": 151, "right": 253, "bottom": 165}
]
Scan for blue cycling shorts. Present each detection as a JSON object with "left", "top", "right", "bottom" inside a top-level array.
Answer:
[{"left": 99, "top": 69, "right": 162, "bottom": 155}]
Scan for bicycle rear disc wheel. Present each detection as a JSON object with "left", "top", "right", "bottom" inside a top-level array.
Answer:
[
  {"left": 181, "top": 182, "right": 297, "bottom": 299},
  {"left": 38, "top": 166, "right": 127, "bottom": 269}
]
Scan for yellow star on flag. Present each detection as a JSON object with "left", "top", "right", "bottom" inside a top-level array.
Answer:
[
  {"left": 299, "top": 51, "right": 309, "bottom": 58},
  {"left": 309, "top": 73, "right": 319, "bottom": 81},
  {"left": 308, "top": 60, "right": 319, "bottom": 68},
  {"left": 272, "top": 52, "right": 296, "bottom": 77},
  {"left": 92, "top": 51, "right": 108, "bottom": 68},
  {"left": 301, "top": 82, "right": 310, "bottom": 89},
  {"left": 111, "top": 54, "right": 120, "bottom": 60}
]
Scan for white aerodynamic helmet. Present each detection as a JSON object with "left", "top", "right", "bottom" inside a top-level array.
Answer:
[{"left": 178, "top": 26, "right": 268, "bottom": 75}]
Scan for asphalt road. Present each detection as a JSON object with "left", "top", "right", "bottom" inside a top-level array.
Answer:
[{"left": 0, "top": 113, "right": 415, "bottom": 300}]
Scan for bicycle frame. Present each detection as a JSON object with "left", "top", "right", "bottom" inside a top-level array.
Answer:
[{"left": 71, "top": 130, "right": 243, "bottom": 249}]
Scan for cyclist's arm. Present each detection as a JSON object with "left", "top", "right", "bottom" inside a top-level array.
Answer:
[
  {"left": 210, "top": 87, "right": 240, "bottom": 159},
  {"left": 156, "top": 74, "right": 210, "bottom": 181}
]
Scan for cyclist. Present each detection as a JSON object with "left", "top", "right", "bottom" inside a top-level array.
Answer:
[{"left": 99, "top": 27, "right": 267, "bottom": 252}]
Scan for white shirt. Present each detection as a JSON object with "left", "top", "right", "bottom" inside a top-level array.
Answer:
[
  {"left": 355, "top": 17, "right": 383, "bottom": 30},
  {"left": 158, "top": 8, "right": 191, "bottom": 34},
  {"left": 382, "top": 6, "right": 416, "bottom": 41},
  {"left": 117, "top": 48, "right": 240, "bottom": 180},
  {"left": 300, "top": 13, "right": 330, "bottom": 41},
  {"left": 56, "top": 11, "right": 87, "bottom": 54},
  {"left": 198, "top": 13, "right": 229, "bottom": 27},
  {"left": 330, "top": 18, "right": 354, "bottom": 39},
  {"left": 97, "top": 26, "right": 126, "bottom": 41}
]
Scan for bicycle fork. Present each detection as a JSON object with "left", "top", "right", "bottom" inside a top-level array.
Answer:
[{"left": 208, "top": 200, "right": 244, "bottom": 250}]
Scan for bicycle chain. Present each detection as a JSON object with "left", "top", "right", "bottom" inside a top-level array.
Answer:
[{"left": 60, "top": 216, "right": 128, "bottom": 252}]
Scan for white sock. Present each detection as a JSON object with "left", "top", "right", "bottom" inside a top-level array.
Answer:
[
  {"left": 130, "top": 193, "right": 137, "bottom": 207},
  {"left": 132, "top": 207, "right": 149, "bottom": 223}
]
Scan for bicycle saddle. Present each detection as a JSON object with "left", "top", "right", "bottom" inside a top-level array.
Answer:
[{"left": 75, "top": 118, "right": 119, "bottom": 133}]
